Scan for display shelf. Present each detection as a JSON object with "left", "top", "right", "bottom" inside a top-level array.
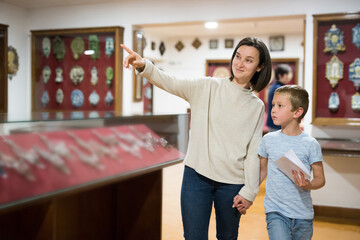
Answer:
[{"left": 317, "top": 138, "right": 360, "bottom": 157}]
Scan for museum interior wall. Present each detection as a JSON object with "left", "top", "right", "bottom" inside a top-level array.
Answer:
[{"left": 0, "top": 0, "right": 359, "bottom": 214}]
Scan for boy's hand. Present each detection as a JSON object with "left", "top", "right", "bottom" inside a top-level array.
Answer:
[{"left": 292, "top": 170, "right": 312, "bottom": 190}]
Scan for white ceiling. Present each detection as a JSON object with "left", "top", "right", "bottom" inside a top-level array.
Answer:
[
  {"left": 1, "top": 0, "right": 305, "bottom": 38},
  {"left": 0, "top": 0, "right": 121, "bottom": 9},
  {"left": 138, "top": 17, "right": 304, "bottom": 38}
]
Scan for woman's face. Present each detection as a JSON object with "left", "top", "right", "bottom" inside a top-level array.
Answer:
[{"left": 232, "top": 45, "right": 263, "bottom": 88}]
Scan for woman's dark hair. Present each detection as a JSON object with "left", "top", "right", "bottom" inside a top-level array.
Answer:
[{"left": 229, "top": 37, "right": 272, "bottom": 92}]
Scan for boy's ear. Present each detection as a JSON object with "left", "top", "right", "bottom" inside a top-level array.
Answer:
[{"left": 293, "top": 107, "right": 304, "bottom": 119}]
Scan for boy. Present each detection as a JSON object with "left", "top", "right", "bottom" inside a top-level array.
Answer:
[{"left": 235, "top": 85, "right": 325, "bottom": 239}]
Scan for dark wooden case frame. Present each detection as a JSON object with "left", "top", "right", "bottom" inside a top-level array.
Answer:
[
  {"left": 31, "top": 26, "right": 124, "bottom": 113},
  {"left": 312, "top": 12, "right": 360, "bottom": 126},
  {"left": 0, "top": 24, "right": 8, "bottom": 113}
]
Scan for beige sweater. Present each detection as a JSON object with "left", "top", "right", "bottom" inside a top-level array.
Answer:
[{"left": 139, "top": 59, "right": 264, "bottom": 201}]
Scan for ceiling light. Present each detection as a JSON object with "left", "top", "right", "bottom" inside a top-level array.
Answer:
[{"left": 204, "top": 21, "right": 218, "bottom": 29}]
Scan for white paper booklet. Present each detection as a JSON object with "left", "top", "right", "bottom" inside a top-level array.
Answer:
[{"left": 274, "top": 149, "right": 311, "bottom": 182}]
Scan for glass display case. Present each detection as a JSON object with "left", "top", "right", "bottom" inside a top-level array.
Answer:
[{"left": 0, "top": 111, "right": 189, "bottom": 240}]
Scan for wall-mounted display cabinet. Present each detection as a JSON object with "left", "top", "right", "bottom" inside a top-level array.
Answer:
[
  {"left": 312, "top": 12, "right": 360, "bottom": 126},
  {"left": 31, "top": 26, "right": 124, "bottom": 113}
]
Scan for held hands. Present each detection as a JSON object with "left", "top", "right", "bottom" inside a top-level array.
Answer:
[
  {"left": 121, "top": 44, "right": 146, "bottom": 71},
  {"left": 232, "top": 194, "right": 253, "bottom": 215},
  {"left": 292, "top": 170, "right": 312, "bottom": 190}
]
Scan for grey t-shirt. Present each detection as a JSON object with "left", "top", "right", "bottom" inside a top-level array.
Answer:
[{"left": 258, "top": 130, "right": 323, "bottom": 219}]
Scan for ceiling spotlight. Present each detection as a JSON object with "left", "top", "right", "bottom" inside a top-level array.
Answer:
[{"left": 205, "top": 21, "right": 218, "bottom": 29}]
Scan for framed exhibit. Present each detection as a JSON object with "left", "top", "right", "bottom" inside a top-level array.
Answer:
[
  {"left": 205, "top": 59, "right": 231, "bottom": 78},
  {"left": 225, "top": 39, "right": 234, "bottom": 48},
  {"left": 209, "top": 39, "right": 218, "bottom": 49},
  {"left": 133, "top": 30, "right": 145, "bottom": 102},
  {"left": 312, "top": 12, "right": 360, "bottom": 126},
  {"left": 0, "top": 24, "right": 8, "bottom": 113},
  {"left": 269, "top": 35, "right": 285, "bottom": 51},
  {"left": 31, "top": 26, "right": 124, "bottom": 113}
]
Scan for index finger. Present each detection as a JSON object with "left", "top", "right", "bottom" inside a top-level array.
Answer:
[{"left": 120, "top": 44, "right": 135, "bottom": 54}]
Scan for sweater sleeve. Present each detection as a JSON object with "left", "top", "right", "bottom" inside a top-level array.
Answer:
[
  {"left": 138, "top": 59, "right": 200, "bottom": 102},
  {"left": 238, "top": 105, "right": 264, "bottom": 202}
]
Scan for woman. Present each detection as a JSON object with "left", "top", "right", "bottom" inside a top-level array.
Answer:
[{"left": 122, "top": 36, "right": 271, "bottom": 240}]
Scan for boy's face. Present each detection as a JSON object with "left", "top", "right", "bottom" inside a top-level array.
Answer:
[{"left": 271, "top": 92, "right": 296, "bottom": 126}]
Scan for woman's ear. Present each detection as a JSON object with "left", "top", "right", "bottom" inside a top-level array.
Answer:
[{"left": 256, "top": 64, "right": 264, "bottom": 72}]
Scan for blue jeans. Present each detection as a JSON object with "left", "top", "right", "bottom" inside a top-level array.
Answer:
[
  {"left": 181, "top": 166, "right": 244, "bottom": 240},
  {"left": 266, "top": 212, "right": 313, "bottom": 240}
]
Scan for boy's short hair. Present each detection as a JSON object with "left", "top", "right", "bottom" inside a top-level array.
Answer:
[{"left": 275, "top": 85, "right": 309, "bottom": 122}]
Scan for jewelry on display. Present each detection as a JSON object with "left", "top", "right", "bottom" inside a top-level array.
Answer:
[
  {"left": 42, "top": 66, "right": 51, "bottom": 84},
  {"left": 38, "top": 134, "right": 74, "bottom": 160},
  {"left": 129, "top": 126, "right": 169, "bottom": 148},
  {"left": 324, "top": 24, "right": 346, "bottom": 54},
  {"left": 3, "top": 137, "right": 44, "bottom": 168},
  {"left": 67, "top": 131, "right": 95, "bottom": 154},
  {"left": 92, "top": 129, "right": 118, "bottom": 146},
  {"left": 70, "top": 145, "right": 105, "bottom": 171},
  {"left": 34, "top": 146, "right": 70, "bottom": 175},
  {"left": 117, "top": 140, "right": 142, "bottom": 159},
  {"left": 67, "top": 131, "right": 118, "bottom": 160},
  {"left": 326, "top": 55, "right": 343, "bottom": 88},
  {"left": 351, "top": 92, "right": 360, "bottom": 111},
  {"left": 111, "top": 128, "right": 155, "bottom": 152},
  {"left": 55, "top": 66, "right": 63, "bottom": 83},
  {"left": 41, "top": 90, "right": 50, "bottom": 108},
  {"left": 90, "top": 66, "right": 98, "bottom": 86},
  {"left": 56, "top": 88, "right": 64, "bottom": 104},
  {"left": 329, "top": 92, "right": 340, "bottom": 112},
  {"left": 70, "top": 66, "right": 85, "bottom": 86},
  {"left": 89, "top": 139, "right": 120, "bottom": 160},
  {"left": 349, "top": 58, "right": 360, "bottom": 91},
  {"left": 0, "top": 152, "right": 36, "bottom": 181}
]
